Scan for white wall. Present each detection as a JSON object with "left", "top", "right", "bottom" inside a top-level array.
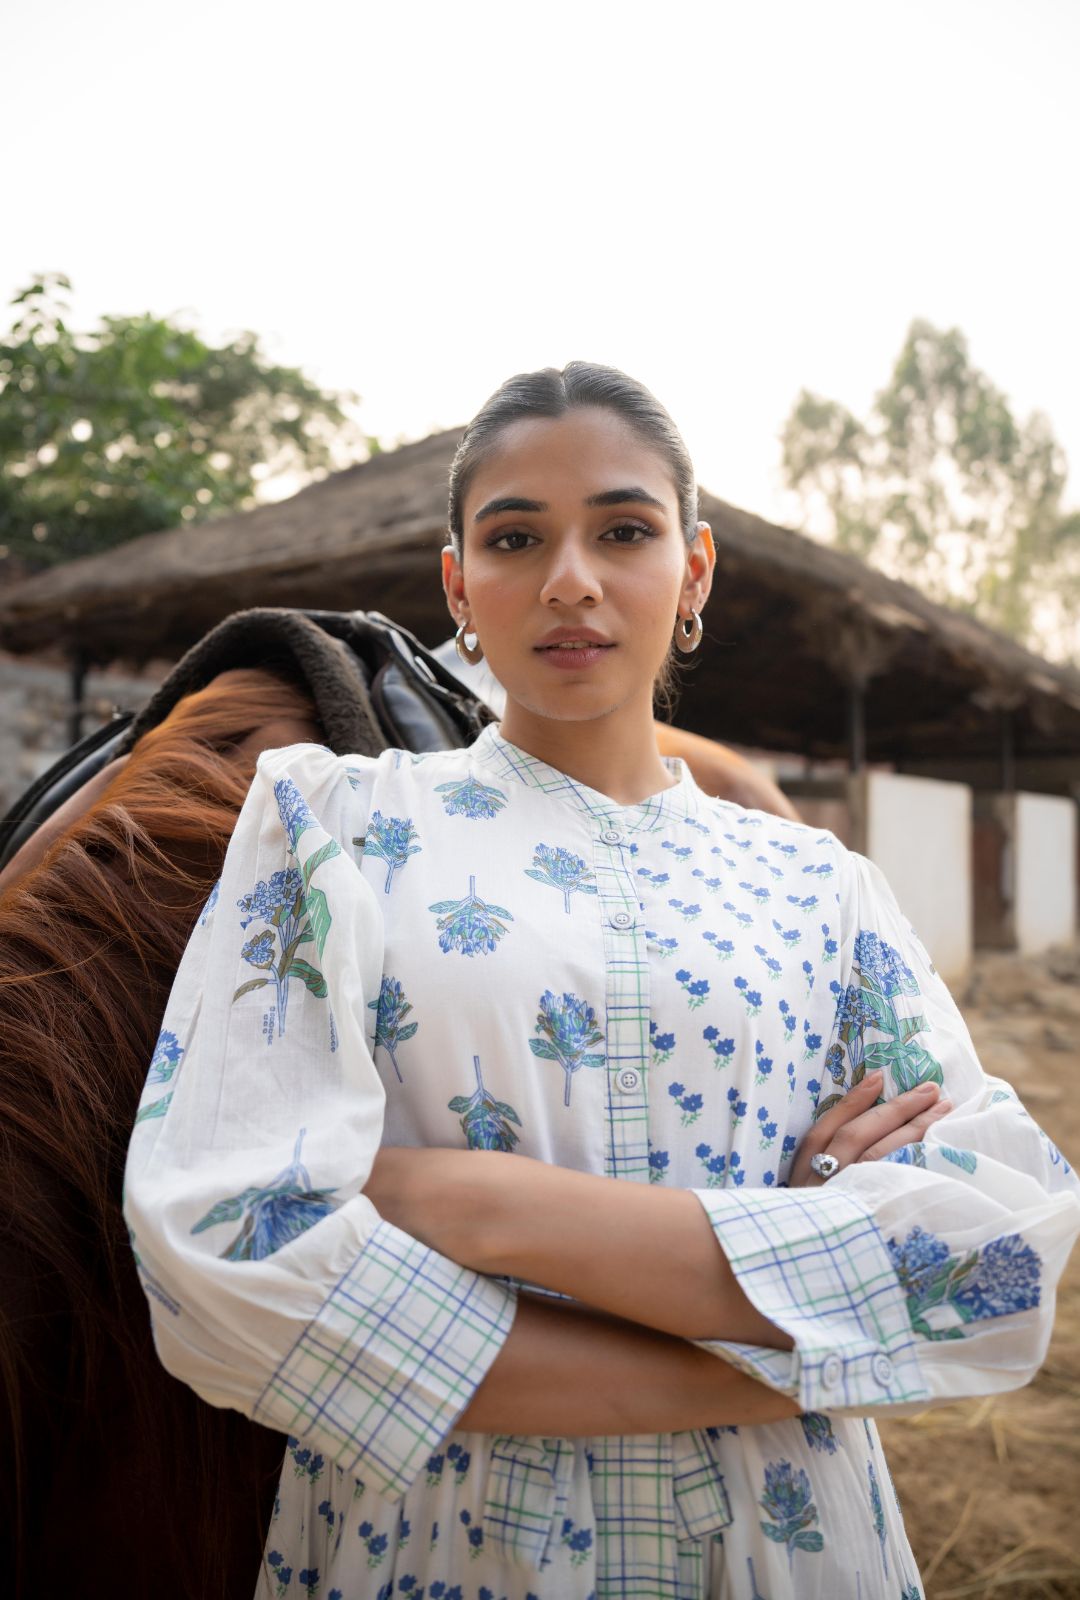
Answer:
[
  {"left": 1014, "top": 792, "right": 1078, "bottom": 955},
  {"left": 864, "top": 771, "right": 973, "bottom": 984}
]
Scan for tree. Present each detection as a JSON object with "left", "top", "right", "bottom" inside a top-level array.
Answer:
[
  {"left": 0, "top": 272, "right": 376, "bottom": 569},
  {"left": 780, "top": 320, "right": 1080, "bottom": 661}
]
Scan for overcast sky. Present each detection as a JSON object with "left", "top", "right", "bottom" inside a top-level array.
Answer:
[{"left": 6, "top": 0, "right": 1078, "bottom": 527}]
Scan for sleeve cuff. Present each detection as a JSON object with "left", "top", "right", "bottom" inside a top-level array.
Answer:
[
  {"left": 691, "top": 1183, "right": 931, "bottom": 1412},
  {"left": 252, "top": 1217, "right": 517, "bottom": 1499}
]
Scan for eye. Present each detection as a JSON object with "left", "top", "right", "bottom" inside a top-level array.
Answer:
[
  {"left": 601, "top": 521, "right": 655, "bottom": 544},
  {"left": 486, "top": 529, "right": 538, "bottom": 552}
]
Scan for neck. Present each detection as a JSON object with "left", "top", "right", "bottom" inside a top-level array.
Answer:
[{"left": 498, "top": 692, "right": 677, "bottom": 806}]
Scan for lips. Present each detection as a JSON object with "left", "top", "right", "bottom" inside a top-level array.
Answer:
[{"left": 534, "top": 627, "right": 614, "bottom": 651}]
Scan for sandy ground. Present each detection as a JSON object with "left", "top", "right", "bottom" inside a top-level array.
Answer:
[{"left": 879, "top": 945, "right": 1080, "bottom": 1600}]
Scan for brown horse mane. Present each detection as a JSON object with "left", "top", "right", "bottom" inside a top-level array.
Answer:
[{"left": 0, "top": 667, "right": 320, "bottom": 1599}]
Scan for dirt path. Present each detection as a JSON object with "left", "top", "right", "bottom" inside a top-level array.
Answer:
[{"left": 879, "top": 946, "right": 1080, "bottom": 1600}]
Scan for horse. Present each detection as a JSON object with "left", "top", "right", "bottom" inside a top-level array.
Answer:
[{"left": 0, "top": 622, "right": 797, "bottom": 1599}]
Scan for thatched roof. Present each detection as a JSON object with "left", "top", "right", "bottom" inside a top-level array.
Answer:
[{"left": 3, "top": 428, "right": 1080, "bottom": 763}]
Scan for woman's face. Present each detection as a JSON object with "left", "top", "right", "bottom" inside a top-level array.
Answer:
[{"left": 443, "top": 406, "right": 714, "bottom": 727}]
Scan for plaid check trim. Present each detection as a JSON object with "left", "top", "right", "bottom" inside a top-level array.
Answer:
[
  {"left": 252, "top": 1219, "right": 516, "bottom": 1500},
  {"left": 691, "top": 1185, "right": 931, "bottom": 1412},
  {"left": 471, "top": 724, "right": 701, "bottom": 831}
]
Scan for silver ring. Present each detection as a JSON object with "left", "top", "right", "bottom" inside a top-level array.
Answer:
[{"left": 809, "top": 1152, "right": 841, "bottom": 1180}]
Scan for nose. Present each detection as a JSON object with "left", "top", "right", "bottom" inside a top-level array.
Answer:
[{"left": 537, "top": 535, "right": 603, "bottom": 608}]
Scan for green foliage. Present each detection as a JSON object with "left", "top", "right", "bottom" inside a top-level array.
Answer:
[
  {"left": 781, "top": 319, "right": 1078, "bottom": 659},
  {"left": 0, "top": 272, "right": 376, "bottom": 567}
]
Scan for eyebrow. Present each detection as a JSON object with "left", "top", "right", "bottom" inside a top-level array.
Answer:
[{"left": 472, "top": 486, "right": 668, "bottom": 524}]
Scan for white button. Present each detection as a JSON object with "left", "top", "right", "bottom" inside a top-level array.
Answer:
[
  {"left": 821, "top": 1353, "right": 843, "bottom": 1390},
  {"left": 616, "top": 1068, "right": 641, "bottom": 1094},
  {"left": 871, "top": 1353, "right": 893, "bottom": 1387},
  {"left": 601, "top": 827, "right": 622, "bottom": 846},
  {"left": 610, "top": 910, "right": 634, "bottom": 930}
]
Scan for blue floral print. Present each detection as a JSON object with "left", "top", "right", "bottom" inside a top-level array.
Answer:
[
  {"left": 560, "top": 1517, "right": 594, "bottom": 1566},
  {"left": 529, "top": 990, "right": 605, "bottom": 1107},
  {"left": 366, "top": 811, "right": 422, "bottom": 893},
  {"left": 868, "top": 1460, "right": 887, "bottom": 1575},
  {"left": 816, "top": 926, "right": 944, "bottom": 1120},
  {"left": 676, "top": 968, "right": 710, "bottom": 1008},
  {"left": 668, "top": 1081, "right": 703, "bottom": 1126},
  {"left": 734, "top": 975, "right": 763, "bottom": 1016},
  {"left": 190, "top": 1129, "right": 338, "bottom": 1261},
  {"left": 703, "top": 1025, "right": 735, "bottom": 1068},
  {"left": 148, "top": 1028, "right": 183, "bottom": 1085},
  {"left": 429, "top": 876, "right": 513, "bottom": 956},
  {"left": 702, "top": 930, "right": 734, "bottom": 960},
  {"left": 267, "top": 1549, "right": 293, "bottom": 1596},
  {"left": 887, "top": 1225, "right": 1041, "bottom": 1340},
  {"left": 368, "top": 976, "right": 418, "bottom": 1082},
  {"left": 759, "top": 1460, "right": 824, "bottom": 1560},
  {"left": 799, "top": 1413, "right": 838, "bottom": 1454},
  {"left": 435, "top": 777, "right": 508, "bottom": 819},
  {"left": 648, "top": 1146, "right": 670, "bottom": 1183},
  {"left": 448, "top": 1056, "right": 523, "bottom": 1150},
  {"left": 650, "top": 1022, "right": 676, "bottom": 1065},
  {"left": 525, "top": 843, "right": 598, "bottom": 914},
  {"left": 235, "top": 867, "right": 328, "bottom": 1037},
  {"left": 275, "top": 777, "right": 319, "bottom": 851}
]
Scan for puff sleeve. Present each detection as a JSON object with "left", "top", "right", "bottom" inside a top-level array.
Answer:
[
  {"left": 122, "top": 743, "right": 516, "bottom": 1500},
  {"left": 691, "top": 845, "right": 1080, "bottom": 1416}
]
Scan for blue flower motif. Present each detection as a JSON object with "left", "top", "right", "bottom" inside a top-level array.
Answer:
[
  {"left": 739, "top": 881, "right": 771, "bottom": 902},
  {"left": 799, "top": 1413, "right": 837, "bottom": 1454},
  {"left": 703, "top": 930, "right": 735, "bottom": 960},
  {"left": 669, "top": 1081, "right": 703, "bottom": 1125},
  {"left": 953, "top": 1234, "right": 1042, "bottom": 1321},
  {"left": 238, "top": 867, "right": 304, "bottom": 929},
  {"left": 669, "top": 897, "right": 702, "bottom": 921},
  {"left": 650, "top": 1022, "right": 677, "bottom": 1065},
  {"left": 242, "top": 928, "right": 277, "bottom": 968},
  {"left": 648, "top": 1147, "right": 670, "bottom": 1183},
  {"left": 703, "top": 1025, "right": 736, "bottom": 1067},
  {"left": 868, "top": 1460, "right": 887, "bottom": 1574},
  {"left": 435, "top": 776, "right": 507, "bottom": 819},
  {"left": 757, "top": 1106, "right": 778, "bottom": 1148},
  {"left": 560, "top": 1516, "right": 594, "bottom": 1565},
  {"left": 723, "top": 900, "right": 754, "bottom": 928},
  {"left": 802, "top": 959, "right": 815, "bottom": 993},
  {"left": 368, "top": 976, "right": 418, "bottom": 1082},
  {"left": 734, "top": 975, "right": 763, "bottom": 1015},
  {"left": 190, "top": 1128, "right": 338, "bottom": 1261},
  {"left": 148, "top": 1028, "right": 184, "bottom": 1086},
  {"left": 530, "top": 990, "right": 605, "bottom": 1106},
  {"left": 755, "top": 1040, "right": 774, "bottom": 1082},
  {"left": 365, "top": 811, "right": 422, "bottom": 893},
  {"left": 676, "top": 969, "right": 710, "bottom": 1008},
  {"left": 298, "top": 1567, "right": 320, "bottom": 1597},
  {"left": 645, "top": 929, "right": 680, "bottom": 957},
  {"left": 888, "top": 1225, "right": 952, "bottom": 1297},
  {"left": 199, "top": 879, "right": 220, "bottom": 925},
  {"left": 754, "top": 942, "right": 783, "bottom": 979},
  {"left": 728, "top": 1086, "right": 748, "bottom": 1126},
  {"left": 759, "top": 1459, "right": 824, "bottom": 1559},
  {"left": 695, "top": 1142, "right": 726, "bottom": 1187},
  {"left": 274, "top": 777, "right": 318, "bottom": 852},
  {"left": 448, "top": 1055, "right": 523, "bottom": 1150},
  {"left": 429, "top": 875, "right": 513, "bottom": 956},
  {"left": 854, "top": 930, "right": 917, "bottom": 997},
  {"left": 525, "top": 843, "right": 598, "bottom": 914}
]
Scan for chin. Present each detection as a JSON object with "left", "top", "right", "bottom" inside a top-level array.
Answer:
[{"left": 506, "top": 686, "right": 630, "bottom": 724}]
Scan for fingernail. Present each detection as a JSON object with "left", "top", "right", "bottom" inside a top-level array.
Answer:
[
  {"left": 913, "top": 1082, "right": 938, "bottom": 1096},
  {"left": 865, "top": 1070, "right": 883, "bottom": 1085},
  {"left": 932, "top": 1099, "right": 953, "bottom": 1115}
]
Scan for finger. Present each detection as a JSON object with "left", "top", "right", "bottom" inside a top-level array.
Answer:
[
  {"left": 787, "top": 1071, "right": 884, "bottom": 1185},
  {"left": 826, "top": 1081, "right": 942, "bottom": 1165},
  {"left": 858, "top": 1100, "right": 954, "bottom": 1163},
  {"left": 805, "top": 1070, "right": 885, "bottom": 1148}
]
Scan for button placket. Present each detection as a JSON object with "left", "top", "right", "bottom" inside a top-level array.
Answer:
[{"left": 593, "top": 818, "right": 651, "bottom": 1182}]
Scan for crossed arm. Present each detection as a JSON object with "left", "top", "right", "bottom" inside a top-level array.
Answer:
[{"left": 364, "top": 1073, "right": 951, "bottom": 1434}]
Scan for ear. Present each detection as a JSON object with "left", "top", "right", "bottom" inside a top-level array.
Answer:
[
  {"left": 441, "top": 543, "right": 467, "bottom": 625},
  {"left": 679, "top": 522, "right": 716, "bottom": 616}
]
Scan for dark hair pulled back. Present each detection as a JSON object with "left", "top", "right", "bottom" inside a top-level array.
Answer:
[{"left": 447, "top": 361, "right": 699, "bottom": 555}]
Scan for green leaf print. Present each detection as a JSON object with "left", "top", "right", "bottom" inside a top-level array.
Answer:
[
  {"left": 305, "top": 886, "right": 332, "bottom": 959},
  {"left": 285, "top": 959, "right": 329, "bottom": 998},
  {"left": 302, "top": 837, "right": 341, "bottom": 891}
]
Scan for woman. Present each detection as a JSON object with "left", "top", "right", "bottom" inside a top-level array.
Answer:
[{"left": 124, "top": 364, "right": 1080, "bottom": 1600}]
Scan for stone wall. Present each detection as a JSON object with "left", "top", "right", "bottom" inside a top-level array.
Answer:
[{"left": 0, "top": 653, "right": 163, "bottom": 821}]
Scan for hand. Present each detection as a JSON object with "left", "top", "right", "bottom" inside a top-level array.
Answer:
[{"left": 789, "top": 1071, "right": 952, "bottom": 1187}]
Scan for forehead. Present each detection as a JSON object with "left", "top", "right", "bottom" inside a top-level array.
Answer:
[{"left": 463, "top": 407, "right": 678, "bottom": 516}]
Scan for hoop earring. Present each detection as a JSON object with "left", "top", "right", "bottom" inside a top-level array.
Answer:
[
  {"left": 674, "top": 609, "right": 703, "bottom": 654},
  {"left": 455, "top": 620, "right": 484, "bottom": 665}
]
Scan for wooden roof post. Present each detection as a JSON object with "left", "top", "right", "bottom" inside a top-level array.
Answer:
[{"left": 68, "top": 646, "right": 87, "bottom": 746}]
